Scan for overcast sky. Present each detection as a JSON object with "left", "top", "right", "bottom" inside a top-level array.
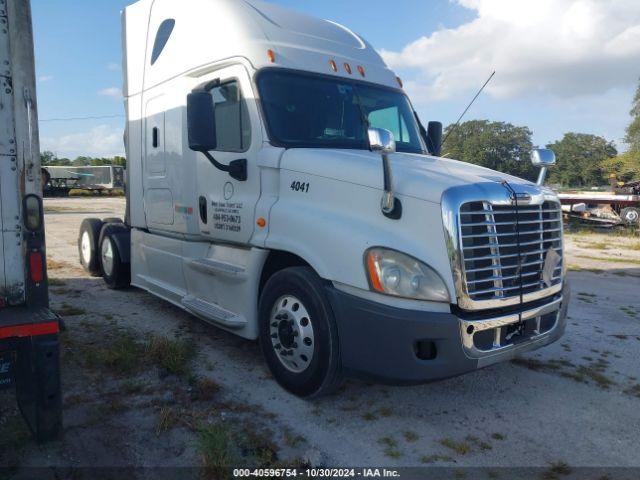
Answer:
[{"left": 32, "top": 0, "right": 640, "bottom": 159}]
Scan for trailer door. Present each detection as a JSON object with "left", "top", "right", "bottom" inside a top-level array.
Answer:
[{"left": 0, "top": 6, "right": 26, "bottom": 305}]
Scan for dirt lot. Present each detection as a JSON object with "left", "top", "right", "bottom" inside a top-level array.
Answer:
[{"left": 2, "top": 197, "right": 640, "bottom": 478}]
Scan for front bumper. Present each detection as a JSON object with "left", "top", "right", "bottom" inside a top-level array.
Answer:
[{"left": 326, "top": 283, "right": 570, "bottom": 384}]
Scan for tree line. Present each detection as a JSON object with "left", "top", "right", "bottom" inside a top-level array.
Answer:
[
  {"left": 442, "top": 80, "right": 640, "bottom": 187},
  {"left": 41, "top": 151, "right": 126, "bottom": 168}
]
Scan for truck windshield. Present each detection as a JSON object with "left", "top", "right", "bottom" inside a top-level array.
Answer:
[{"left": 257, "top": 70, "right": 425, "bottom": 154}]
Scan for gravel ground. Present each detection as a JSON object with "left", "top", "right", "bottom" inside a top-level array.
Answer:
[{"left": 2, "top": 197, "right": 640, "bottom": 477}]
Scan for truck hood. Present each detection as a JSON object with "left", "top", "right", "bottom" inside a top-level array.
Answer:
[{"left": 281, "top": 149, "right": 536, "bottom": 204}]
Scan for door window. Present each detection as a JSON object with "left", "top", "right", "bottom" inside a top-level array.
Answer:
[{"left": 211, "top": 81, "right": 251, "bottom": 152}]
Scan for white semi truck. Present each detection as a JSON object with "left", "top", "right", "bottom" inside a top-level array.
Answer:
[
  {"left": 79, "top": 0, "right": 569, "bottom": 397},
  {"left": 1, "top": 0, "right": 61, "bottom": 439}
]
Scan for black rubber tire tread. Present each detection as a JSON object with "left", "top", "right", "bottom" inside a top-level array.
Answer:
[
  {"left": 259, "top": 266, "right": 343, "bottom": 398},
  {"left": 98, "top": 223, "right": 131, "bottom": 290},
  {"left": 78, "top": 218, "right": 104, "bottom": 276}
]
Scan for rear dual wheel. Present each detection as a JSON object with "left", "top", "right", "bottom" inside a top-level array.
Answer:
[
  {"left": 79, "top": 218, "right": 130, "bottom": 288},
  {"left": 259, "top": 267, "right": 342, "bottom": 398}
]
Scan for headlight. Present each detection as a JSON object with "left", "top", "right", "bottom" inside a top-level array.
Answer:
[{"left": 365, "top": 248, "right": 450, "bottom": 302}]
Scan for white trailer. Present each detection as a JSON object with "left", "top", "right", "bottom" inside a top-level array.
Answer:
[
  {"left": 80, "top": 0, "right": 569, "bottom": 397},
  {"left": 0, "top": 0, "right": 61, "bottom": 440}
]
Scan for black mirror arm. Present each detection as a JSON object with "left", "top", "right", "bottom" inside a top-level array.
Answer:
[
  {"left": 201, "top": 150, "right": 248, "bottom": 182},
  {"left": 414, "top": 111, "right": 432, "bottom": 155}
]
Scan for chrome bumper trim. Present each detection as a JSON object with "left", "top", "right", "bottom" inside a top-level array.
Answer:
[{"left": 460, "top": 296, "right": 563, "bottom": 358}]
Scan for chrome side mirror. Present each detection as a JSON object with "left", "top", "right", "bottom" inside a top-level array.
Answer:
[
  {"left": 531, "top": 148, "right": 556, "bottom": 186},
  {"left": 368, "top": 128, "right": 401, "bottom": 219},
  {"left": 368, "top": 127, "right": 396, "bottom": 154}
]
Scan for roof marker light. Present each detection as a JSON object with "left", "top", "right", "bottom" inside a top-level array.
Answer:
[
  {"left": 396, "top": 76, "right": 404, "bottom": 88},
  {"left": 344, "top": 63, "right": 352, "bottom": 75},
  {"left": 357, "top": 66, "right": 366, "bottom": 77},
  {"left": 267, "top": 49, "right": 276, "bottom": 63},
  {"left": 329, "top": 60, "right": 338, "bottom": 72}
]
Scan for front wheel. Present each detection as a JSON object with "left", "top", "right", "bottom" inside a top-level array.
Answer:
[
  {"left": 259, "top": 267, "right": 342, "bottom": 398},
  {"left": 99, "top": 224, "right": 131, "bottom": 290}
]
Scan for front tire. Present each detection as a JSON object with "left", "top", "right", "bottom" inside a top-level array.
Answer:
[{"left": 259, "top": 267, "right": 342, "bottom": 398}]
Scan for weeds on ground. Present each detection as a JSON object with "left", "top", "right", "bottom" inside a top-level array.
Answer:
[
  {"left": 147, "top": 337, "right": 196, "bottom": 377},
  {"left": 378, "top": 436, "right": 402, "bottom": 458},
  {"left": 439, "top": 438, "right": 471, "bottom": 455}
]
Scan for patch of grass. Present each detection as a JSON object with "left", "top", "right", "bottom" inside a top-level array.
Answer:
[
  {"left": 283, "top": 429, "right": 305, "bottom": 448},
  {"left": 420, "top": 454, "right": 454, "bottom": 464},
  {"left": 465, "top": 435, "right": 492, "bottom": 451},
  {"left": 120, "top": 379, "right": 147, "bottom": 395},
  {"left": 403, "top": 431, "right": 419, "bottom": 443},
  {"left": 147, "top": 337, "right": 196, "bottom": 377},
  {"left": 84, "top": 332, "right": 145, "bottom": 375},
  {"left": 439, "top": 438, "right": 471, "bottom": 456},
  {"left": 620, "top": 306, "right": 638, "bottom": 318},
  {"left": 576, "top": 365, "right": 615, "bottom": 390},
  {"left": 543, "top": 461, "right": 572, "bottom": 479},
  {"left": 612, "top": 334, "right": 629, "bottom": 340},
  {"left": 56, "top": 303, "right": 86, "bottom": 317},
  {"left": 155, "top": 407, "right": 178, "bottom": 436},
  {"left": 625, "top": 384, "right": 640, "bottom": 398},
  {"left": 378, "top": 436, "right": 403, "bottom": 459},
  {"left": 192, "top": 377, "right": 221, "bottom": 401},
  {"left": 491, "top": 433, "right": 506, "bottom": 441},
  {"left": 48, "top": 278, "right": 66, "bottom": 286},
  {"left": 361, "top": 411, "right": 377, "bottom": 421},
  {"left": 199, "top": 424, "right": 234, "bottom": 479},
  {"left": 378, "top": 406, "right": 392, "bottom": 417}
]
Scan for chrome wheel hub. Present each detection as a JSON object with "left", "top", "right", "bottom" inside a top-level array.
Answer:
[
  {"left": 270, "top": 295, "right": 314, "bottom": 373},
  {"left": 101, "top": 238, "right": 114, "bottom": 276},
  {"left": 81, "top": 231, "right": 92, "bottom": 265}
]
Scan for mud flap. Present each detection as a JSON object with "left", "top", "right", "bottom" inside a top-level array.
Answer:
[{"left": 14, "top": 334, "right": 63, "bottom": 443}]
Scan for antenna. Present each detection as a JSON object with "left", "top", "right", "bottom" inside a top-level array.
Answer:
[{"left": 441, "top": 71, "right": 496, "bottom": 148}]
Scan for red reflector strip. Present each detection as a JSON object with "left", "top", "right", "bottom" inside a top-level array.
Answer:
[
  {"left": 0, "top": 321, "right": 59, "bottom": 340},
  {"left": 29, "top": 251, "right": 44, "bottom": 283}
]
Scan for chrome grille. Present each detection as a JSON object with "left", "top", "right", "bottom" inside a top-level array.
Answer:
[{"left": 459, "top": 201, "right": 563, "bottom": 302}]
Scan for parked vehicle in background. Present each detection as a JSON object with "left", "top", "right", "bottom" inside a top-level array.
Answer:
[
  {"left": 42, "top": 165, "right": 125, "bottom": 197},
  {"left": 79, "top": 0, "right": 569, "bottom": 398},
  {"left": 558, "top": 176, "right": 640, "bottom": 227},
  {"left": 0, "top": 0, "right": 62, "bottom": 441}
]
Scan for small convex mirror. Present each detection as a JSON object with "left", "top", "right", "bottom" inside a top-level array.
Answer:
[
  {"left": 531, "top": 148, "right": 556, "bottom": 167},
  {"left": 368, "top": 128, "right": 396, "bottom": 154}
]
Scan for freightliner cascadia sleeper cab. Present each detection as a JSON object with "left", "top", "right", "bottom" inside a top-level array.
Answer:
[{"left": 78, "top": 0, "right": 569, "bottom": 397}]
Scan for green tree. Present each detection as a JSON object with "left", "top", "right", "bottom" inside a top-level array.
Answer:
[
  {"left": 442, "top": 120, "right": 537, "bottom": 180},
  {"left": 546, "top": 133, "right": 617, "bottom": 187},
  {"left": 625, "top": 78, "right": 640, "bottom": 153},
  {"left": 601, "top": 152, "right": 640, "bottom": 184},
  {"left": 40, "top": 150, "right": 56, "bottom": 165}
]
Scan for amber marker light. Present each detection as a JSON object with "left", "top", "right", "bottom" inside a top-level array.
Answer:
[
  {"left": 366, "top": 251, "right": 384, "bottom": 293},
  {"left": 357, "top": 65, "right": 366, "bottom": 77},
  {"left": 344, "top": 63, "right": 352, "bottom": 74},
  {"left": 267, "top": 49, "right": 276, "bottom": 63},
  {"left": 396, "top": 76, "right": 404, "bottom": 88},
  {"left": 257, "top": 218, "right": 267, "bottom": 228},
  {"left": 329, "top": 59, "right": 338, "bottom": 72}
]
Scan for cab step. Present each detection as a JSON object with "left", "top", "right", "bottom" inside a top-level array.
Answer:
[{"left": 181, "top": 295, "right": 247, "bottom": 330}]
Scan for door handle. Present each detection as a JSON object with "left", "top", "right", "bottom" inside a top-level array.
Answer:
[{"left": 199, "top": 196, "right": 207, "bottom": 224}]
